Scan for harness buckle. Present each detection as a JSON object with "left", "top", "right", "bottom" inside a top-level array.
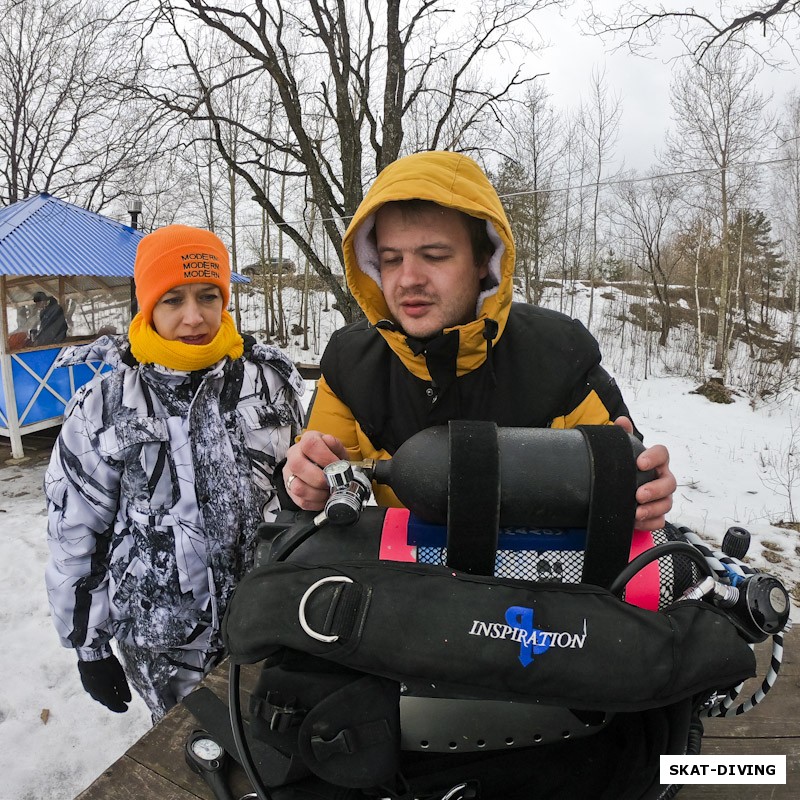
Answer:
[
  {"left": 310, "top": 728, "right": 356, "bottom": 760},
  {"left": 268, "top": 705, "right": 299, "bottom": 733},
  {"left": 251, "top": 691, "right": 305, "bottom": 733}
]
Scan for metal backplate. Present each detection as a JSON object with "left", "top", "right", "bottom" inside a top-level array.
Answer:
[{"left": 399, "top": 696, "right": 610, "bottom": 752}]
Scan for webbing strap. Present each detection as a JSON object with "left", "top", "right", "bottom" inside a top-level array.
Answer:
[
  {"left": 446, "top": 420, "right": 500, "bottom": 575},
  {"left": 578, "top": 425, "right": 637, "bottom": 589}
]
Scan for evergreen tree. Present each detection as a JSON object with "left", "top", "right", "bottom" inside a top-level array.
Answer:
[{"left": 730, "top": 209, "right": 786, "bottom": 327}]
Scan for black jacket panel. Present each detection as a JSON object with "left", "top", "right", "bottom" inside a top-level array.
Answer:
[{"left": 321, "top": 303, "right": 634, "bottom": 456}]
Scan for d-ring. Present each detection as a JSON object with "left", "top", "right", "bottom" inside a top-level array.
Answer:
[{"left": 298, "top": 576, "right": 354, "bottom": 643}]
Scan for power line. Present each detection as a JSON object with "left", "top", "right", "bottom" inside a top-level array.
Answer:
[
  {"left": 203, "top": 154, "right": 800, "bottom": 231},
  {"left": 498, "top": 156, "right": 800, "bottom": 200}
]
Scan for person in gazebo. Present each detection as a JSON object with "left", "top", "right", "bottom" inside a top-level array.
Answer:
[{"left": 30, "top": 291, "right": 67, "bottom": 345}]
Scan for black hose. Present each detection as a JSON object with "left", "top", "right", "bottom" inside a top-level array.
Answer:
[
  {"left": 269, "top": 515, "right": 327, "bottom": 563},
  {"left": 229, "top": 662, "right": 273, "bottom": 800},
  {"left": 229, "top": 512, "right": 329, "bottom": 797},
  {"left": 686, "top": 716, "right": 704, "bottom": 754},
  {"left": 656, "top": 715, "right": 705, "bottom": 800},
  {"left": 608, "top": 541, "right": 715, "bottom": 598}
]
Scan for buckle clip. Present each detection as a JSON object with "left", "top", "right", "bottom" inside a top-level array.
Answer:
[{"left": 310, "top": 728, "right": 355, "bottom": 761}]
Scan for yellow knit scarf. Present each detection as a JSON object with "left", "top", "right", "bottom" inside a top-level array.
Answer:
[{"left": 128, "top": 310, "right": 244, "bottom": 371}]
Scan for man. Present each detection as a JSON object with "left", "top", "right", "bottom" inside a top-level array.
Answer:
[
  {"left": 284, "top": 150, "right": 675, "bottom": 528},
  {"left": 31, "top": 291, "right": 67, "bottom": 345}
]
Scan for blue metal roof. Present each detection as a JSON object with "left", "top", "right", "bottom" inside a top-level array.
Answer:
[
  {"left": 0, "top": 193, "right": 248, "bottom": 282},
  {"left": 0, "top": 193, "right": 141, "bottom": 278}
]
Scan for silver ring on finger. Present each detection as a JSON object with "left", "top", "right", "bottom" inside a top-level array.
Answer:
[{"left": 286, "top": 473, "right": 297, "bottom": 492}]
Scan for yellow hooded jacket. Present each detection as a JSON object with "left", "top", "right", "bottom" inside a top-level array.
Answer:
[{"left": 308, "top": 151, "right": 633, "bottom": 506}]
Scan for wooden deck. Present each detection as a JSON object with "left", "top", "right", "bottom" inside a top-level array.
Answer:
[{"left": 77, "top": 626, "right": 798, "bottom": 800}]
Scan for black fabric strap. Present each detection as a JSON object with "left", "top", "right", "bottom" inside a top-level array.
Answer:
[
  {"left": 446, "top": 420, "right": 500, "bottom": 575},
  {"left": 578, "top": 425, "right": 637, "bottom": 589},
  {"left": 325, "top": 582, "right": 365, "bottom": 642}
]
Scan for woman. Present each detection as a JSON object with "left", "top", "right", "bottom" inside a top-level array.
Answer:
[{"left": 44, "top": 224, "right": 304, "bottom": 722}]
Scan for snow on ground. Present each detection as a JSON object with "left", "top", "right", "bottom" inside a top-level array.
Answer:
[
  {"left": 621, "top": 374, "right": 800, "bottom": 597},
  {"left": 0, "top": 446, "right": 151, "bottom": 800},
  {"left": 1, "top": 284, "right": 798, "bottom": 799}
]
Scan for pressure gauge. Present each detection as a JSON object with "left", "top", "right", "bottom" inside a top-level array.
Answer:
[
  {"left": 184, "top": 729, "right": 236, "bottom": 800},
  {"left": 190, "top": 735, "right": 224, "bottom": 763}
]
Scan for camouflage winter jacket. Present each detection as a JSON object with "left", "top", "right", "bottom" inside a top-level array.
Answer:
[{"left": 44, "top": 339, "right": 304, "bottom": 661}]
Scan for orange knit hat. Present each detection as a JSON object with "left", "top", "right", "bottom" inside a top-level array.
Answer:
[{"left": 134, "top": 225, "right": 231, "bottom": 323}]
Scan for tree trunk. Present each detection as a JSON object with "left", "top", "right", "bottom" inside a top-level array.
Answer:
[
  {"left": 276, "top": 152, "right": 288, "bottom": 346},
  {"left": 713, "top": 170, "right": 731, "bottom": 374},
  {"left": 694, "top": 225, "right": 705, "bottom": 380},
  {"left": 228, "top": 163, "right": 242, "bottom": 332},
  {"left": 302, "top": 199, "right": 316, "bottom": 352}
]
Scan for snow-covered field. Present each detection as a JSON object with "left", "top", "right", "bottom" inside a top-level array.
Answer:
[{"left": 1, "top": 284, "right": 798, "bottom": 800}]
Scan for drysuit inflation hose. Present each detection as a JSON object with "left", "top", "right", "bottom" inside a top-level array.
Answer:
[
  {"left": 227, "top": 505, "right": 334, "bottom": 800},
  {"left": 268, "top": 512, "right": 329, "bottom": 563}
]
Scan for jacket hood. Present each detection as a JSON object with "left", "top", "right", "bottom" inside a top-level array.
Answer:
[{"left": 342, "top": 150, "right": 516, "bottom": 380}]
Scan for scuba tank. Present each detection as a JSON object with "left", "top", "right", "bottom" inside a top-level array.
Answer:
[
  {"left": 271, "top": 421, "right": 654, "bottom": 588},
  {"left": 370, "top": 424, "right": 654, "bottom": 528}
]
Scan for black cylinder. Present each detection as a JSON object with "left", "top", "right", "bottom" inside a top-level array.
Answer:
[
  {"left": 373, "top": 426, "right": 652, "bottom": 528},
  {"left": 722, "top": 526, "right": 751, "bottom": 560}
]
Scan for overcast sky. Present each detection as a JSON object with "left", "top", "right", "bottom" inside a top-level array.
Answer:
[{"left": 526, "top": 2, "right": 797, "bottom": 173}]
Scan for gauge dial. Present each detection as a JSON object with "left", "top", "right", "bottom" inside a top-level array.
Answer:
[{"left": 191, "top": 736, "right": 224, "bottom": 762}]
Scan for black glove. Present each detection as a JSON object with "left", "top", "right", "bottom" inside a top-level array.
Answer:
[{"left": 77, "top": 655, "right": 132, "bottom": 713}]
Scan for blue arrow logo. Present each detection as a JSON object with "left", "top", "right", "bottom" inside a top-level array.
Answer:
[{"left": 505, "top": 605, "right": 552, "bottom": 666}]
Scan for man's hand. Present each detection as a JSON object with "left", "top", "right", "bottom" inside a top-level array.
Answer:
[
  {"left": 284, "top": 430, "right": 350, "bottom": 510},
  {"left": 614, "top": 416, "right": 676, "bottom": 531}
]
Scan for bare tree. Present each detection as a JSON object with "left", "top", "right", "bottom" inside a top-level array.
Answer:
[
  {"left": 500, "top": 83, "right": 563, "bottom": 305},
  {"left": 586, "top": 0, "right": 800, "bottom": 61},
  {"left": 691, "top": 219, "right": 709, "bottom": 380},
  {"left": 773, "top": 91, "right": 800, "bottom": 364},
  {"left": 614, "top": 170, "right": 680, "bottom": 346},
  {"left": 0, "top": 0, "right": 171, "bottom": 210},
  {"left": 553, "top": 113, "right": 585, "bottom": 316},
  {"left": 577, "top": 65, "right": 622, "bottom": 330},
  {"left": 130, "top": 0, "right": 559, "bottom": 323},
  {"left": 666, "top": 47, "right": 772, "bottom": 374},
  {"left": 123, "top": 142, "right": 209, "bottom": 231}
]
